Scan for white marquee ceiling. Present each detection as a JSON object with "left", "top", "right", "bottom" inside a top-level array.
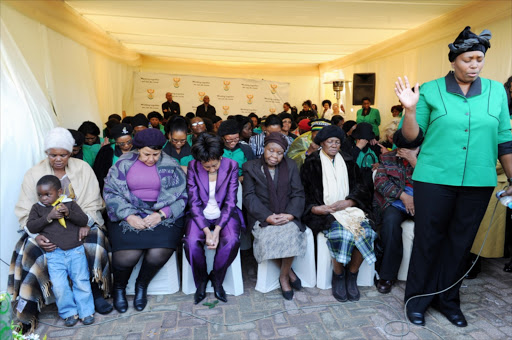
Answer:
[{"left": 66, "top": 0, "right": 470, "bottom": 65}]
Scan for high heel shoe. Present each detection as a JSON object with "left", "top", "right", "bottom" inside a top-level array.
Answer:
[
  {"left": 279, "top": 278, "right": 294, "bottom": 300},
  {"left": 289, "top": 269, "right": 302, "bottom": 291},
  {"left": 209, "top": 272, "right": 227, "bottom": 303},
  {"left": 194, "top": 278, "right": 208, "bottom": 305}
]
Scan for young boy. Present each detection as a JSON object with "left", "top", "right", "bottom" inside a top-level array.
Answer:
[{"left": 26, "top": 175, "right": 95, "bottom": 327}]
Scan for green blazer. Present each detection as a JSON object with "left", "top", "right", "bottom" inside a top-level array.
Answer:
[
  {"left": 357, "top": 107, "right": 381, "bottom": 137},
  {"left": 410, "top": 72, "right": 512, "bottom": 187}
]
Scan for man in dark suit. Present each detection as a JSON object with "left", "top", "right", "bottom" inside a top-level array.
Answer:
[
  {"left": 162, "top": 92, "right": 181, "bottom": 120},
  {"left": 195, "top": 95, "right": 216, "bottom": 120}
]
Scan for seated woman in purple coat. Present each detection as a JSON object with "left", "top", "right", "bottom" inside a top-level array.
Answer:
[{"left": 183, "top": 133, "right": 244, "bottom": 304}]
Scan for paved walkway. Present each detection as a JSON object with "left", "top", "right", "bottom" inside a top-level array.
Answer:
[{"left": 34, "top": 254, "right": 512, "bottom": 339}]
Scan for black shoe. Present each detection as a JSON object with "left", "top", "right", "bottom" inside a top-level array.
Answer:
[
  {"left": 504, "top": 259, "right": 512, "bottom": 273},
  {"left": 112, "top": 266, "right": 134, "bottom": 313},
  {"left": 209, "top": 272, "right": 228, "bottom": 303},
  {"left": 133, "top": 262, "right": 164, "bottom": 311},
  {"left": 214, "top": 285, "right": 228, "bottom": 303},
  {"left": 91, "top": 282, "right": 113, "bottom": 314},
  {"left": 406, "top": 310, "right": 425, "bottom": 326},
  {"left": 94, "top": 296, "right": 113, "bottom": 315},
  {"left": 331, "top": 271, "right": 347, "bottom": 302},
  {"left": 64, "top": 315, "right": 79, "bottom": 327},
  {"left": 346, "top": 270, "right": 360, "bottom": 301},
  {"left": 279, "top": 280, "right": 294, "bottom": 300},
  {"left": 82, "top": 315, "right": 95, "bottom": 325},
  {"left": 194, "top": 278, "right": 208, "bottom": 305},
  {"left": 112, "top": 287, "right": 128, "bottom": 313},
  {"left": 133, "top": 281, "right": 148, "bottom": 311},
  {"left": 443, "top": 312, "right": 468, "bottom": 327},
  {"left": 289, "top": 269, "right": 302, "bottom": 291},
  {"left": 376, "top": 279, "right": 394, "bottom": 294}
]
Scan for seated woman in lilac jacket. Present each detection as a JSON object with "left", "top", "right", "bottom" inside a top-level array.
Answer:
[{"left": 183, "top": 133, "right": 244, "bottom": 305}]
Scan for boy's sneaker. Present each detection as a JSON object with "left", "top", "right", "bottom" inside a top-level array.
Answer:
[
  {"left": 64, "top": 315, "right": 79, "bottom": 327},
  {"left": 82, "top": 315, "right": 95, "bottom": 325}
]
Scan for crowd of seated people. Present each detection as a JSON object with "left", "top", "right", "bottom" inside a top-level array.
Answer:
[{"left": 8, "top": 87, "right": 512, "bottom": 333}]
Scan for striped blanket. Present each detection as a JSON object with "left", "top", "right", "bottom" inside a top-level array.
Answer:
[{"left": 7, "top": 226, "right": 111, "bottom": 331}]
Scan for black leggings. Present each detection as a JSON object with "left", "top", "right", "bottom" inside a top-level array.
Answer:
[{"left": 112, "top": 248, "right": 174, "bottom": 271}]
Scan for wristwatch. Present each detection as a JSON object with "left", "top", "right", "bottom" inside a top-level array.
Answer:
[{"left": 157, "top": 210, "right": 166, "bottom": 221}]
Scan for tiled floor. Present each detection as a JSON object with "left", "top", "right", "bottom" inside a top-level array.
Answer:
[{"left": 34, "top": 253, "right": 512, "bottom": 339}]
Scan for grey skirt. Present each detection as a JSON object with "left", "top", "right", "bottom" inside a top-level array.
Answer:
[{"left": 252, "top": 220, "right": 306, "bottom": 263}]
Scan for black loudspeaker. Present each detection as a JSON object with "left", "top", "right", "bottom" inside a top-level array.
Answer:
[{"left": 352, "top": 73, "right": 376, "bottom": 105}]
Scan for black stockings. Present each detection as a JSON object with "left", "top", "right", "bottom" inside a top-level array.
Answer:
[{"left": 112, "top": 248, "right": 175, "bottom": 271}]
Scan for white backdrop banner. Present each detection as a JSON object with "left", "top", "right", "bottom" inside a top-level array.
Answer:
[{"left": 134, "top": 72, "right": 290, "bottom": 117}]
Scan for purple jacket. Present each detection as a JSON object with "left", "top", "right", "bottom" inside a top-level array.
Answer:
[{"left": 186, "top": 157, "right": 245, "bottom": 230}]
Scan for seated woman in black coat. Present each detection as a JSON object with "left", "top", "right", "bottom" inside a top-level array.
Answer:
[
  {"left": 93, "top": 123, "right": 134, "bottom": 192},
  {"left": 301, "top": 125, "right": 376, "bottom": 303},
  {"left": 243, "top": 133, "right": 306, "bottom": 300}
]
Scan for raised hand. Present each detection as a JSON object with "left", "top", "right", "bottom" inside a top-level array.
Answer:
[{"left": 394, "top": 76, "right": 419, "bottom": 109}]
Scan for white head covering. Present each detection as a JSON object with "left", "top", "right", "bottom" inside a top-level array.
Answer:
[{"left": 44, "top": 127, "right": 75, "bottom": 153}]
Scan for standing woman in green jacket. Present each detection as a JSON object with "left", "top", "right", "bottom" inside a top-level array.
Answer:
[
  {"left": 395, "top": 26, "right": 512, "bottom": 328},
  {"left": 356, "top": 97, "right": 381, "bottom": 141}
]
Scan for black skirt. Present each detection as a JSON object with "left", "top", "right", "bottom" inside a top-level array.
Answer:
[{"left": 108, "top": 216, "right": 184, "bottom": 252}]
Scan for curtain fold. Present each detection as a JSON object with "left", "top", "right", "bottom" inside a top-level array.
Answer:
[{"left": 0, "top": 19, "right": 57, "bottom": 290}]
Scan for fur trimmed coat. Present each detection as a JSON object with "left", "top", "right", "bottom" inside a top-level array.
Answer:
[{"left": 300, "top": 150, "right": 372, "bottom": 235}]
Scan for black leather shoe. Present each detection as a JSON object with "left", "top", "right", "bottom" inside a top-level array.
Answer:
[
  {"left": 331, "top": 271, "right": 347, "bottom": 302},
  {"left": 346, "top": 270, "right": 360, "bottom": 301},
  {"left": 376, "top": 279, "right": 394, "bottom": 294},
  {"left": 290, "top": 269, "right": 302, "bottom": 291},
  {"left": 133, "top": 282, "right": 148, "bottom": 311},
  {"left": 279, "top": 280, "right": 294, "bottom": 300},
  {"left": 443, "top": 312, "right": 468, "bottom": 327},
  {"left": 194, "top": 279, "right": 208, "bottom": 305},
  {"left": 406, "top": 311, "right": 425, "bottom": 326},
  {"left": 214, "top": 285, "right": 228, "bottom": 303},
  {"left": 112, "top": 288, "right": 128, "bottom": 313}
]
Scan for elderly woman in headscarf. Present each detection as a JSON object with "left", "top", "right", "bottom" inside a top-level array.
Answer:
[
  {"left": 103, "top": 129, "right": 187, "bottom": 313},
  {"left": 10, "top": 127, "right": 112, "bottom": 332},
  {"left": 287, "top": 119, "right": 331, "bottom": 170},
  {"left": 93, "top": 123, "right": 134, "bottom": 192},
  {"left": 395, "top": 26, "right": 512, "bottom": 327},
  {"left": 301, "top": 125, "right": 375, "bottom": 303},
  {"left": 184, "top": 133, "right": 244, "bottom": 304},
  {"left": 243, "top": 133, "right": 306, "bottom": 300}
]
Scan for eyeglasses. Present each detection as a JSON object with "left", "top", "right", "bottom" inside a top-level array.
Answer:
[
  {"left": 224, "top": 137, "right": 240, "bottom": 144},
  {"left": 171, "top": 139, "right": 187, "bottom": 144},
  {"left": 191, "top": 121, "right": 204, "bottom": 127},
  {"left": 116, "top": 140, "right": 133, "bottom": 147}
]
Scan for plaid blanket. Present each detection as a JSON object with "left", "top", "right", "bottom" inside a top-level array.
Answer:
[
  {"left": 7, "top": 226, "right": 111, "bottom": 331},
  {"left": 324, "top": 220, "right": 377, "bottom": 265}
]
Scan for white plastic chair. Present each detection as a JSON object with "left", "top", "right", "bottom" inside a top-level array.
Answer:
[
  {"left": 397, "top": 220, "right": 415, "bottom": 281},
  {"left": 316, "top": 232, "right": 375, "bottom": 289},
  {"left": 255, "top": 227, "right": 316, "bottom": 293},
  {"left": 126, "top": 252, "right": 180, "bottom": 295},
  {"left": 182, "top": 246, "right": 244, "bottom": 296}
]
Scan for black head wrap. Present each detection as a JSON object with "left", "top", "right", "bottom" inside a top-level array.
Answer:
[
  {"left": 147, "top": 111, "right": 163, "bottom": 121},
  {"left": 342, "top": 120, "right": 357, "bottom": 134},
  {"left": 314, "top": 125, "right": 346, "bottom": 145},
  {"left": 351, "top": 122, "right": 375, "bottom": 141},
  {"left": 448, "top": 26, "right": 491, "bottom": 62},
  {"left": 132, "top": 128, "right": 166, "bottom": 149},
  {"left": 110, "top": 123, "right": 133, "bottom": 140},
  {"left": 68, "top": 129, "right": 84, "bottom": 147},
  {"left": 278, "top": 112, "right": 293, "bottom": 122},
  {"left": 264, "top": 132, "right": 288, "bottom": 151},
  {"left": 131, "top": 113, "right": 149, "bottom": 128},
  {"left": 217, "top": 119, "right": 240, "bottom": 137}
]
